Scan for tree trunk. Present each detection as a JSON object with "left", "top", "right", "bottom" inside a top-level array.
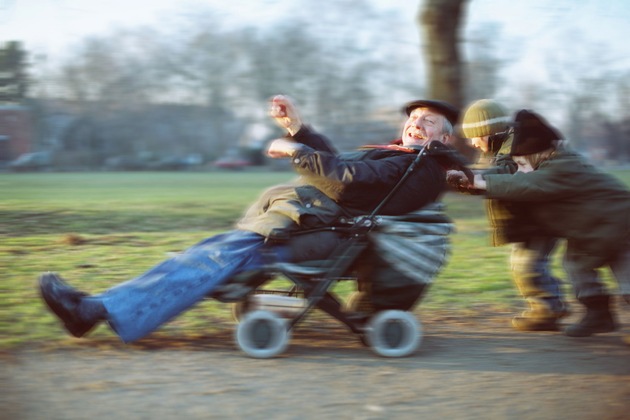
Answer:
[{"left": 418, "top": 0, "right": 468, "bottom": 109}]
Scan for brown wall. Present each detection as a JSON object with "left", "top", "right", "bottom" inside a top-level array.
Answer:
[{"left": 0, "top": 106, "right": 33, "bottom": 161}]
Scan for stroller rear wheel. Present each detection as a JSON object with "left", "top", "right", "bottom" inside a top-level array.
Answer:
[
  {"left": 235, "top": 310, "right": 290, "bottom": 358},
  {"left": 365, "top": 310, "right": 422, "bottom": 357}
]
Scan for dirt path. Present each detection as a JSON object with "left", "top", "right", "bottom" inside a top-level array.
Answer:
[{"left": 2, "top": 306, "right": 629, "bottom": 420}]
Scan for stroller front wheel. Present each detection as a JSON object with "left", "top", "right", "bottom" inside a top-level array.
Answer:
[
  {"left": 365, "top": 310, "right": 422, "bottom": 357},
  {"left": 235, "top": 310, "right": 290, "bottom": 358}
]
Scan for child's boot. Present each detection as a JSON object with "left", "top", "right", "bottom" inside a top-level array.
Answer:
[
  {"left": 512, "top": 297, "right": 568, "bottom": 331},
  {"left": 564, "top": 295, "right": 617, "bottom": 337}
]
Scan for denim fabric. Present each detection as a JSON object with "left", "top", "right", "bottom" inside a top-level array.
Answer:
[
  {"left": 99, "top": 230, "right": 286, "bottom": 342},
  {"left": 530, "top": 237, "right": 562, "bottom": 297},
  {"left": 511, "top": 236, "right": 563, "bottom": 299}
]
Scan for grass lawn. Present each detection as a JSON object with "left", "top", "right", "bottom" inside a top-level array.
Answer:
[{"left": 1, "top": 169, "right": 628, "bottom": 348}]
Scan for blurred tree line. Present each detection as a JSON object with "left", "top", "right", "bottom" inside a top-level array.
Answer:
[
  {"left": 0, "top": 41, "right": 28, "bottom": 102},
  {"left": 3, "top": 0, "right": 630, "bottom": 169},
  {"left": 13, "top": 2, "right": 416, "bottom": 169}
]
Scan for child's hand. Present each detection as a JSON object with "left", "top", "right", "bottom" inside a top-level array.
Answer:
[{"left": 473, "top": 174, "right": 487, "bottom": 190}]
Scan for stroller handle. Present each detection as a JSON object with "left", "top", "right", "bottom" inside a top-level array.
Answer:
[{"left": 368, "top": 142, "right": 430, "bottom": 217}]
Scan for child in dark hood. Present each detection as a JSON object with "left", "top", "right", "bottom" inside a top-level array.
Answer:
[{"left": 473, "top": 109, "right": 630, "bottom": 337}]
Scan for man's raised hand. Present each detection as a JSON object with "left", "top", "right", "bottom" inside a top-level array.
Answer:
[{"left": 269, "top": 95, "right": 302, "bottom": 136}]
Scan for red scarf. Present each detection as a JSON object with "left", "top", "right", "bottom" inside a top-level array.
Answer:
[{"left": 359, "top": 139, "right": 417, "bottom": 153}]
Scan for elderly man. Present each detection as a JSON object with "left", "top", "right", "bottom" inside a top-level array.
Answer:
[{"left": 39, "top": 95, "right": 460, "bottom": 343}]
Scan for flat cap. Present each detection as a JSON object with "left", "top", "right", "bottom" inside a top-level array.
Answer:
[{"left": 403, "top": 99, "right": 460, "bottom": 126}]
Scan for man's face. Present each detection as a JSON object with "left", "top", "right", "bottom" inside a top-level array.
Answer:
[
  {"left": 402, "top": 107, "right": 448, "bottom": 146},
  {"left": 469, "top": 136, "right": 490, "bottom": 153}
]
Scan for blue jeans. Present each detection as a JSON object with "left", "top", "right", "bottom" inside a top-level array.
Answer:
[
  {"left": 97, "top": 230, "right": 288, "bottom": 342},
  {"left": 510, "top": 236, "right": 565, "bottom": 312}
]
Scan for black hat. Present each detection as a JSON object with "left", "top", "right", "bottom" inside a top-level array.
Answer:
[
  {"left": 511, "top": 109, "right": 563, "bottom": 156},
  {"left": 403, "top": 99, "right": 460, "bottom": 126}
]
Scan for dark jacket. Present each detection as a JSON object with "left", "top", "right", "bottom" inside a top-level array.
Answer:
[
  {"left": 238, "top": 126, "right": 447, "bottom": 237},
  {"left": 484, "top": 148, "right": 630, "bottom": 264}
]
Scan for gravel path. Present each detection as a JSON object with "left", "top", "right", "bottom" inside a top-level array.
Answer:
[{"left": 2, "top": 307, "right": 629, "bottom": 420}]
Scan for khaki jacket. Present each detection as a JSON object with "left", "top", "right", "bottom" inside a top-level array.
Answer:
[{"left": 479, "top": 133, "right": 525, "bottom": 246}]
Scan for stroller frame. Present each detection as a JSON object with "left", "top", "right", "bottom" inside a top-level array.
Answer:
[{"left": 228, "top": 141, "right": 459, "bottom": 358}]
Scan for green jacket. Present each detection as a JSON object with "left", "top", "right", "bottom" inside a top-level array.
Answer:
[{"left": 484, "top": 149, "right": 630, "bottom": 264}]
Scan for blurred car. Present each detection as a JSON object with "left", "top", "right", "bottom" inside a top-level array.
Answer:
[
  {"left": 147, "top": 157, "right": 191, "bottom": 171},
  {"left": 147, "top": 154, "right": 204, "bottom": 171},
  {"left": 213, "top": 156, "right": 252, "bottom": 170},
  {"left": 8, "top": 152, "right": 52, "bottom": 172},
  {"left": 104, "top": 156, "right": 149, "bottom": 171}
]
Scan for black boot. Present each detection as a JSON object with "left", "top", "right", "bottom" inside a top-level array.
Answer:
[
  {"left": 564, "top": 295, "right": 617, "bottom": 337},
  {"left": 39, "top": 273, "right": 106, "bottom": 337}
]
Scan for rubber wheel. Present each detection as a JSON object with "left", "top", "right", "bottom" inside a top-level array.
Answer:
[
  {"left": 235, "top": 310, "right": 290, "bottom": 358},
  {"left": 365, "top": 310, "right": 422, "bottom": 358}
]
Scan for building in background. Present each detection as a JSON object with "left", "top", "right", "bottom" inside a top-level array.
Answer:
[{"left": 0, "top": 104, "right": 32, "bottom": 161}]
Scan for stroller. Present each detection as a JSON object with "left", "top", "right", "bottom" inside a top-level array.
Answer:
[{"left": 211, "top": 141, "right": 462, "bottom": 358}]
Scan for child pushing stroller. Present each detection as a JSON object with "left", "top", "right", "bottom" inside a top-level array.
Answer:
[{"left": 471, "top": 109, "right": 630, "bottom": 338}]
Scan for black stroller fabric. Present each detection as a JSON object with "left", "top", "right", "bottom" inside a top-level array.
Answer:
[
  {"left": 369, "top": 204, "right": 453, "bottom": 286},
  {"left": 356, "top": 203, "right": 454, "bottom": 311},
  {"left": 213, "top": 203, "right": 454, "bottom": 313}
]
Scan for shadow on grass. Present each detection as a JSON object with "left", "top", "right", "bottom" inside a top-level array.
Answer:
[{"left": 0, "top": 209, "right": 237, "bottom": 237}]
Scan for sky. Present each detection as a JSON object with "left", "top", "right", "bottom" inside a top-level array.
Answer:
[
  {"left": 0, "top": 0, "right": 630, "bottom": 54},
  {"left": 2, "top": 0, "right": 630, "bottom": 118},
  {"left": 3, "top": 0, "right": 629, "bottom": 59}
]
